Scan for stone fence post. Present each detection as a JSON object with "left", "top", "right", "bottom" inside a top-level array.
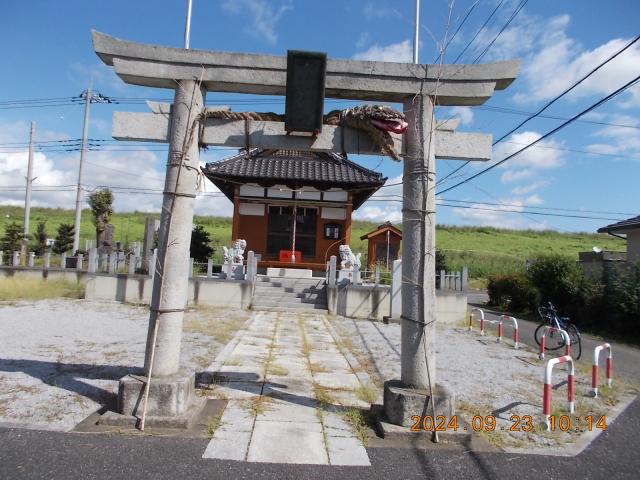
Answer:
[
  {"left": 128, "top": 255, "right": 136, "bottom": 275},
  {"left": 28, "top": 252, "right": 35, "bottom": 267},
  {"left": 77, "top": 253, "right": 84, "bottom": 270},
  {"left": 328, "top": 256, "right": 337, "bottom": 286},
  {"left": 60, "top": 253, "right": 66, "bottom": 269},
  {"left": 43, "top": 252, "right": 50, "bottom": 270},
  {"left": 149, "top": 249, "right": 157, "bottom": 279},
  {"left": 108, "top": 254, "right": 117, "bottom": 274},
  {"left": 0, "top": 251, "right": 3, "bottom": 266},
  {"left": 88, "top": 248, "right": 97, "bottom": 273},
  {"left": 206, "top": 258, "right": 213, "bottom": 278},
  {"left": 12, "top": 251, "right": 20, "bottom": 267},
  {"left": 189, "top": 258, "right": 194, "bottom": 279}
]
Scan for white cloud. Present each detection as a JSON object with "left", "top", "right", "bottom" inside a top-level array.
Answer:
[
  {"left": 511, "top": 180, "right": 550, "bottom": 195},
  {"left": 585, "top": 114, "right": 640, "bottom": 160},
  {"left": 222, "top": 0, "right": 292, "bottom": 45},
  {"left": 363, "top": 2, "right": 402, "bottom": 21},
  {"left": 353, "top": 40, "right": 413, "bottom": 63},
  {"left": 447, "top": 106, "right": 474, "bottom": 125},
  {"left": 493, "top": 131, "right": 566, "bottom": 183},
  {"left": 355, "top": 175, "right": 403, "bottom": 222},
  {"left": 0, "top": 121, "right": 233, "bottom": 217}
]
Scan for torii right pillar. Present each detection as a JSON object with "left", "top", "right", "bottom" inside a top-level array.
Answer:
[{"left": 383, "top": 93, "right": 453, "bottom": 427}]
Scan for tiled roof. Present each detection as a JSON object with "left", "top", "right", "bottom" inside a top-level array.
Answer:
[
  {"left": 202, "top": 149, "right": 384, "bottom": 185},
  {"left": 598, "top": 215, "right": 640, "bottom": 233},
  {"left": 202, "top": 149, "right": 386, "bottom": 209}
]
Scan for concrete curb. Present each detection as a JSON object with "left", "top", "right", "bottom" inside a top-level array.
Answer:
[{"left": 503, "top": 393, "right": 637, "bottom": 457}]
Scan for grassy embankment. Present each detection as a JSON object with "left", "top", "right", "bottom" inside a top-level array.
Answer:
[
  {"left": 0, "top": 278, "right": 84, "bottom": 301},
  {"left": 0, "top": 206, "right": 624, "bottom": 281}
]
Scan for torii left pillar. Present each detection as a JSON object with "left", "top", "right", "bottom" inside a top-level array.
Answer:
[{"left": 118, "top": 80, "right": 205, "bottom": 421}]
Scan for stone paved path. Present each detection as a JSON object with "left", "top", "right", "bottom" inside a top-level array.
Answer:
[{"left": 202, "top": 311, "right": 371, "bottom": 465}]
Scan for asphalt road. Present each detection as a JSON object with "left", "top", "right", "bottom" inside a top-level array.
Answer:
[{"left": 1, "top": 397, "right": 640, "bottom": 480}]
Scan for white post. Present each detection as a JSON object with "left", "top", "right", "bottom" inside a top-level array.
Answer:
[
  {"left": 374, "top": 264, "right": 380, "bottom": 286},
  {"left": 12, "top": 251, "right": 20, "bottom": 267},
  {"left": 76, "top": 253, "right": 84, "bottom": 270},
  {"left": 413, "top": 0, "right": 420, "bottom": 64},
  {"left": 88, "top": 248, "right": 97, "bottom": 273},
  {"left": 184, "top": 0, "right": 193, "bottom": 49},
  {"left": 246, "top": 251, "right": 255, "bottom": 281},
  {"left": 28, "top": 252, "right": 35, "bottom": 267},
  {"left": 61, "top": 252, "right": 67, "bottom": 269},
  {"left": 0, "top": 251, "right": 3, "bottom": 266},
  {"left": 462, "top": 266, "right": 468, "bottom": 291},
  {"left": 206, "top": 258, "right": 213, "bottom": 278},
  {"left": 401, "top": 94, "right": 437, "bottom": 388},
  {"left": 440, "top": 269, "right": 446, "bottom": 290},
  {"left": 328, "top": 255, "right": 337, "bottom": 286},
  {"left": 43, "top": 252, "right": 50, "bottom": 270},
  {"left": 353, "top": 263, "right": 361, "bottom": 284},
  {"left": 149, "top": 248, "right": 157, "bottom": 279},
  {"left": 129, "top": 255, "right": 136, "bottom": 275},
  {"left": 108, "top": 254, "right": 117, "bottom": 274},
  {"left": 189, "top": 258, "right": 194, "bottom": 278},
  {"left": 390, "top": 259, "right": 402, "bottom": 318}
]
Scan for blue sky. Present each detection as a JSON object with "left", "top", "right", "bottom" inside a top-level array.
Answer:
[{"left": 1, "top": 0, "right": 639, "bottom": 234}]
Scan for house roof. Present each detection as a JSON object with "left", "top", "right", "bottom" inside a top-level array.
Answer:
[
  {"left": 201, "top": 149, "right": 386, "bottom": 209},
  {"left": 360, "top": 221, "right": 403, "bottom": 240},
  {"left": 597, "top": 215, "right": 640, "bottom": 234}
]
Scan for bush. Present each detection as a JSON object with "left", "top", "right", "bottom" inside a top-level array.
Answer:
[
  {"left": 1, "top": 222, "right": 23, "bottom": 253},
  {"left": 487, "top": 273, "right": 539, "bottom": 312},
  {"left": 526, "top": 254, "right": 582, "bottom": 312},
  {"left": 52, "top": 224, "right": 74, "bottom": 254},
  {"left": 190, "top": 224, "right": 214, "bottom": 263}
]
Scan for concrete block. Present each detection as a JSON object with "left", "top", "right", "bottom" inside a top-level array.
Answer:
[
  {"left": 247, "top": 421, "right": 328, "bottom": 464},
  {"left": 326, "top": 436, "right": 370, "bottom": 466},
  {"left": 118, "top": 371, "right": 196, "bottom": 417},
  {"left": 383, "top": 380, "right": 454, "bottom": 427},
  {"left": 203, "top": 428, "right": 252, "bottom": 461},
  {"left": 266, "top": 267, "right": 312, "bottom": 278}
]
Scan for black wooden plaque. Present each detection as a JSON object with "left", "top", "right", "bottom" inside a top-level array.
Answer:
[{"left": 285, "top": 50, "right": 327, "bottom": 134}]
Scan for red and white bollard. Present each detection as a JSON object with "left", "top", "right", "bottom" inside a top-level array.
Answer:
[
  {"left": 539, "top": 326, "right": 571, "bottom": 360},
  {"left": 497, "top": 315, "right": 519, "bottom": 349},
  {"left": 591, "top": 343, "right": 613, "bottom": 397},
  {"left": 469, "top": 308, "right": 485, "bottom": 335},
  {"left": 543, "top": 355, "right": 575, "bottom": 430}
]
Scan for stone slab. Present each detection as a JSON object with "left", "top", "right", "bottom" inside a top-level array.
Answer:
[
  {"left": 203, "top": 428, "right": 252, "bottom": 461},
  {"left": 256, "top": 398, "right": 320, "bottom": 423},
  {"left": 247, "top": 421, "right": 328, "bottom": 464},
  {"left": 118, "top": 371, "right": 196, "bottom": 417},
  {"left": 326, "top": 436, "right": 371, "bottom": 466},
  {"left": 314, "top": 372, "right": 362, "bottom": 391},
  {"left": 266, "top": 267, "right": 313, "bottom": 278},
  {"left": 383, "top": 380, "right": 455, "bottom": 428}
]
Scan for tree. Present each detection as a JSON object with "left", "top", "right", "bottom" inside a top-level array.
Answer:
[
  {"left": 32, "top": 221, "right": 48, "bottom": 255},
  {"left": 88, "top": 188, "right": 114, "bottom": 247},
  {"left": 190, "top": 224, "right": 214, "bottom": 263},
  {"left": 52, "top": 224, "right": 74, "bottom": 254},
  {"left": 1, "top": 222, "right": 22, "bottom": 254}
]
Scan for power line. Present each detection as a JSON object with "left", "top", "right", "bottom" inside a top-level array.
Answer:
[
  {"left": 452, "top": 0, "right": 505, "bottom": 63},
  {"left": 437, "top": 73, "right": 640, "bottom": 195},
  {"left": 471, "top": 0, "right": 528, "bottom": 63},
  {"left": 433, "top": 1, "right": 480, "bottom": 63}
]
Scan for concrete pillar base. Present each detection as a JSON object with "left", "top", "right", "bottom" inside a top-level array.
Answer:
[
  {"left": 383, "top": 379, "right": 455, "bottom": 427},
  {"left": 118, "top": 370, "right": 196, "bottom": 418}
]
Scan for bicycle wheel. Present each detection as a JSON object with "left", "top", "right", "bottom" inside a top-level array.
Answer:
[
  {"left": 534, "top": 323, "right": 565, "bottom": 351},
  {"left": 566, "top": 324, "right": 582, "bottom": 360}
]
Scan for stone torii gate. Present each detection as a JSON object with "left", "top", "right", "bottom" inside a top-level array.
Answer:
[{"left": 92, "top": 31, "right": 518, "bottom": 425}]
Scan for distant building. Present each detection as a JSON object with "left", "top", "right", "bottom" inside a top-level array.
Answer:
[
  {"left": 360, "top": 221, "right": 402, "bottom": 269},
  {"left": 597, "top": 214, "right": 640, "bottom": 264},
  {"left": 202, "top": 149, "right": 385, "bottom": 270}
]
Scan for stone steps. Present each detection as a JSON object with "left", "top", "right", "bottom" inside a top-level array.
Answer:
[{"left": 251, "top": 275, "right": 328, "bottom": 312}]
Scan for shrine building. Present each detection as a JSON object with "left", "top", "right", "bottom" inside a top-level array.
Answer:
[{"left": 202, "top": 148, "right": 385, "bottom": 270}]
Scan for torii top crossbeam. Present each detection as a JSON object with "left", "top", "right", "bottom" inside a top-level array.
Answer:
[{"left": 92, "top": 31, "right": 518, "bottom": 105}]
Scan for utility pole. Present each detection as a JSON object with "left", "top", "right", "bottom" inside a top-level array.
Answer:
[
  {"left": 73, "top": 88, "right": 92, "bottom": 253},
  {"left": 184, "top": 0, "right": 193, "bottom": 49},
  {"left": 22, "top": 121, "right": 36, "bottom": 264},
  {"left": 413, "top": 0, "right": 420, "bottom": 64}
]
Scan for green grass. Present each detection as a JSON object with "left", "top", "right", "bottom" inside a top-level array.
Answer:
[
  {"left": 1, "top": 206, "right": 623, "bottom": 279},
  {"left": 0, "top": 278, "right": 85, "bottom": 300}
]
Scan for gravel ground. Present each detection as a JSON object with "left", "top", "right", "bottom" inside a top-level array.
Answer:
[
  {"left": 0, "top": 299, "right": 249, "bottom": 432},
  {"left": 332, "top": 316, "right": 634, "bottom": 450}
]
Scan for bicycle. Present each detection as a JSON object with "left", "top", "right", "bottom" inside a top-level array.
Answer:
[{"left": 534, "top": 302, "right": 582, "bottom": 360}]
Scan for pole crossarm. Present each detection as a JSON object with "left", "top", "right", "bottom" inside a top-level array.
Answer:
[
  {"left": 92, "top": 30, "right": 519, "bottom": 105},
  {"left": 112, "top": 111, "right": 492, "bottom": 161}
]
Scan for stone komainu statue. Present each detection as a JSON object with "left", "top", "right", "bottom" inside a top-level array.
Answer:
[
  {"left": 339, "top": 245, "right": 361, "bottom": 269},
  {"left": 223, "top": 239, "right": 247, "bottom": 264}
]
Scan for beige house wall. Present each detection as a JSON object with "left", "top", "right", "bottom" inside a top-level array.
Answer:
[{"left": 627, "top": 230, "right": 640, "bottom": 264}]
